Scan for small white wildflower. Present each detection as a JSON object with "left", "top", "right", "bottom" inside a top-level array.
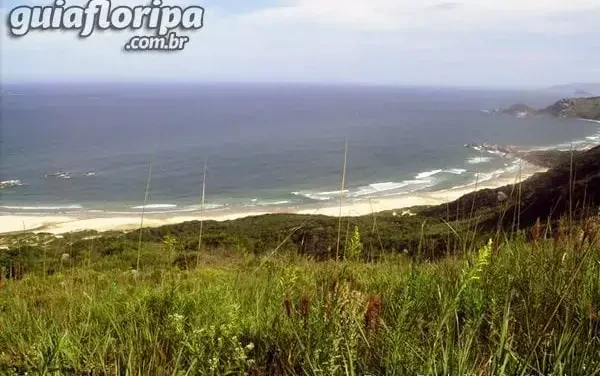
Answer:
[
  {"left": 246, "top": 342, "right": 255, "bottom": 351},
  {"left": 497, "top": 191, "right": 508, "bottom": 202},
  {"left": 209, "top": 357, "right": 219, "bottom": 371},
  {"left": 170, "top": 313, "right": 184, "bottom": 321}
]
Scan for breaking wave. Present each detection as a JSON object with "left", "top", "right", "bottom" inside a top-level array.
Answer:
[
  {"left": 130, "top": 204, "right": 178, "bottom": 210},
  {"left": 0, "top": 204, "right": 83, "bottom": 211},
  {"left": 467, "top": 157, "right": 493, "bottom": 164}
]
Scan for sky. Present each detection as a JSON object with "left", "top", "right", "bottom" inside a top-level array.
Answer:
[{"left": 1, "top": 0, "right": 600, "bottom": 87}]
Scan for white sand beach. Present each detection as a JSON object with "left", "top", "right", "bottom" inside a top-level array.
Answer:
[{"left": 0, "top": 165, "right": 547, "bottom": 235}]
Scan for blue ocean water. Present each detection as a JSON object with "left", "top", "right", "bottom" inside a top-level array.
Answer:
[{"left": 1, "top": 83, "right": 599, "bottom": 214}]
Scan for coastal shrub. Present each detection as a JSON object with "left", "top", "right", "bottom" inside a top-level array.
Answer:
[
  {"left": 345, "top": 225, "right": 363, "bottom": 261},
  {"left": 1, "top": 225, "right": 600, "bottom": 375}
]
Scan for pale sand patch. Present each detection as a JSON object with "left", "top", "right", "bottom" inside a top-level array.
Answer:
[
  {"left": 0, "top": 216, "right": 73, "bottom": 233},
  {"left": 0, "top": 165, "right": 547, "bottom": 235},
  {"left": 0, "top": 212, "right": 273, "bottom": 235}
]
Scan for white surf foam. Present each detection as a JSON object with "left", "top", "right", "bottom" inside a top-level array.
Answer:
[
  {"left": 130, "top": 204, "right": 177, "bottom": 210},
  {"left": 351, "top": 182, "right": 411, "bottom": 197},
  {"left": 467, "top": 157, "right": 493, "bottom": 164},
  {"left": 475, "top": 169, "right": 507, "bottom": 184},
  {"left": 486, "top": 150, "right": 507, "bottom": 157},
  {"left": 315, "top": 189, "right": 350, "bottom": 196},
  {"left": 256, "top": 200, "right": 291, "bottom": 206},
  {"left": 107, "top": 203, "right": 225, "bottom": 215},
  {"left": 1, "top": 180, "right": 25, "bottom": 186},
  {"left": 0, "top": 204, "right": 83, "bottom": 211},
  {"left": 415, "top": 169, "right": 442, "bottom": 179},
  {"left": 292, "top": 193, "right": 334, "bottom": 201},
  {"left": 292, "top": 190, "right": 349, "bottom": 201},
  {"left": 351, "top": 178, "right": 439, "bottom": 197},
  {"left": 472, "top": 161, "right": 523, "bottom": 185},
  {"left": 581, "top": 118, "right": 600, "bottom": 124},
  {"left": 446, "top": 168, "right": 467, "bottom": 174},
  {"left": 183, "top": 204, "right": 225, "bottom": 211}
]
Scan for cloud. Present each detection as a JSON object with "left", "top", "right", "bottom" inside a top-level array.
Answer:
[
  {"left": 1, "top": 0, "right": 599, "bottom": 86},
  {"left": 430, "top": 2, "right": 461, "bottom": 11},
  {"left": 236, "top": 0, "right": 600, "bottom": 35}
]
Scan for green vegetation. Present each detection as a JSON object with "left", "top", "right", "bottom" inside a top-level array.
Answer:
[
  {"left": 502, "top": 96, "right": 600, "bottom": 120},
  {"left": 1, "top": 146, "right": 599, "bottom": 375},
  {"left": 1, "top": 215, "right": 600, "bottom": 375},
  {"left": 542, "top": 97, "right": 600, "bottom": 120}
]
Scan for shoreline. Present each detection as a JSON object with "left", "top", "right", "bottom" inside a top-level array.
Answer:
[{"left": 0, "top": 163, "right": 547, "bottom": 235}]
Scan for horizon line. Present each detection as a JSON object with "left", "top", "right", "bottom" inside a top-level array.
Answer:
[{"left": 2, "top": 79, "right": 585, "bottom": 92}]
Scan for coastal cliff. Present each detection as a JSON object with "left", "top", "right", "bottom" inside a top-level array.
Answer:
[
  {"left": 541, "top": 97, "right": 600, "bottom": 120},
  {"left": 502, "top": 96, "right": 600, "bottom": 120}
]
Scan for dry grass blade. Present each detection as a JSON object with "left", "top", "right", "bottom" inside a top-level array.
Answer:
[
  {"left": 336, "top": 137, "right": 348, "bottom": 261},
  {"left": 136, "top": 155, "right": 154, "bottom": 272},
  {"left": 196, "top": 157, "right": 208, "bottom": 268}
]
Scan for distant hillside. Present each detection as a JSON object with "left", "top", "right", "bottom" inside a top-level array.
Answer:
[
  {"left": 422, "top": 145, "right": 600, "bottom": 229},
  {"left": 573, "top": 90, "right": 595, "bottom": 97},
  {"left": 541, "top": 97, "right": 600, "bottom": 120},
  {"left": 501, "top": 103, "right": 538, "bottom": 116},
  {"left": 543, "top": 83, "right": 600, "bottom": 96},
  {"left": 501, "top": 97, "right": 600, "bottom": 121},
  {"left": 517, "top": 149, "right": 585, "bottom": 168}
]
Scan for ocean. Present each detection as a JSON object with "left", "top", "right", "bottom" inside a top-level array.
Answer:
[{"left": 1, "top": 83, "right": 599, "bottom": 215}]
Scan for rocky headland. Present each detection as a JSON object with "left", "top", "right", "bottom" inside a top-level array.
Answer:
[{"left": 499, "top": 96, "right": 600, "bottom": 120}]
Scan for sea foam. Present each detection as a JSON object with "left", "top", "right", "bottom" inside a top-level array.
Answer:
[
  {"left": 467, "top": 157, "right": 493, "bottom": 164},
  {"left": 415, "top": 169, "right": 442, "bottom": 179},
  {"left": 0, "top": 204, "right": 83, "bottom": 211},
  {"left": 130, "top": 204, "right": 177, "bottom": 210}
]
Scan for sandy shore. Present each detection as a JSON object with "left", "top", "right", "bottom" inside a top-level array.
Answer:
[
  {"left": 0, "top": 165, "right": 547, "bottom": 235},
  {"left": 582, "top": 119, "right": 600, "bottom": 124}
]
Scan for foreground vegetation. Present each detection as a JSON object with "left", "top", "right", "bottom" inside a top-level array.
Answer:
[
  {"left": 1, "top": 215, "right": 600, "bottom": 375},
  {"left": 2, "top": 108, "right": 599, "bottom": 375}
]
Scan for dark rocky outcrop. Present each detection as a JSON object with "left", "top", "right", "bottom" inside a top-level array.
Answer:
[
  {"left": 464, "top": 142, "right": 519, "bottom": 157},
  {"left": 501, "top": 97, "right": 600, "bottom": 121},
  {"left": 540, "top": 97, "right": 600, "bottom": 120},
  {"left": 501, "top": 104, "right": 539, "bottom": 116}
]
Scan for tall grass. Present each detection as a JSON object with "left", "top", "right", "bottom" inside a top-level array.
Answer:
[
  {"left": 136, "top": 157, "right": 154, "bottom": 271},
  {"left": 196, "top": 157, "right": 208, "bottom": 268},
  {"left": 1, "top": 223, "right": 599, "bottom": 375},
  {"left": 336, "top": 138, "right": 349, "bottom": 261}
]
